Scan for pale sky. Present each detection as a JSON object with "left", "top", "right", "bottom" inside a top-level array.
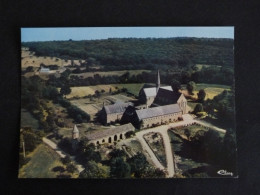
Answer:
[{"left": 21, "top": 27, "right": 234, "bottom": 42}]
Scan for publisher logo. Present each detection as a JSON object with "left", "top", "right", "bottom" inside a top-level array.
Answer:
[{"left": 217, "top": 170, "right": 233, "bottom": 176}]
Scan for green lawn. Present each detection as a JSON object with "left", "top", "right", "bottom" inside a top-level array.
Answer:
[{"left": 19, "top": 144, "right": 66, "bottom": 178}]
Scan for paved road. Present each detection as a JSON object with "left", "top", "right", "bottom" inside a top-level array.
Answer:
[
  {"left": 42, "top": 137, "right": 84, "bottom": 173},
  {"left": 135, "top": 114, "right": 226, "bottom": 178}
]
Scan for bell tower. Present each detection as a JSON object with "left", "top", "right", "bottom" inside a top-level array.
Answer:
[
  {"left": 156, "top": 69, "right": 160, "bottom": 93},
  {"left": 72, "top": 124, "right": 79, "bottom": 139}
]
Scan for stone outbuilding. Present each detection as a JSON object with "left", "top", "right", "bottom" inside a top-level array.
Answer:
[
  {"left": 85, "top": 123, "right": 135, "bottom": 146},
  {"left": 99, "top": 102, "right": 134, "bottom": 124}
]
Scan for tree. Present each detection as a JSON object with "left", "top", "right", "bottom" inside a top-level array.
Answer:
[
  {"left": 76, "top": 143, "right": 101, "bottom": 164},
  {"left": 221, "top": 129, "right": 237, "bottom": 171},
  {"left": 197, "top": 89, "right": 206, "bottom": 102},
  {"left": 66, "top": 163, "right": 77, "bottom": 173},
  {"left": 60, "top": 85, "right": 71, "bottom": 97},
  {"left": 95, "top": 90, "right": 101, "bottom": 98},
  {"left": 79, "top": 161, "right": 109, "bottom": 178},
  {"left": 76, "top": 114, "right": 83, "bottom": 123},
  {"left": 26, "top": 66, "right": 33, "bottom": 72},
  {"left": 127, "top": 152, "right": 148, "bottom": 178},
  {"left": 20, "top": 127, "right": 42, "bottom": 153},
  {"left": 184, "top": 129, "right": 191, "bottom": 140},
  {"left": 109, "top": 149, "right": 126, "bottom": 158},
  {"left": 52, "top": 166, "right": 65, "bottom": 173},
  {"left": 110, "top": 157, "right": 131, "bottom": 178},
  {"left": 141, "top": 165, "right": 166, "bottom": 178},
  {"left": 186, "top": 81, "right": 196, "bottom": 95},
  {"left": 61, "top": 155, "right": 71, "bottom": 165},
  {"left": 193, "top": 103, "right": 203, "bottom": 114},
  {"left": 171, "top": 79, "right": 181, "bottom": 92}
]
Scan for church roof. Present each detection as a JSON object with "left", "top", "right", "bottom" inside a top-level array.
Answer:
[
  {"left": 153, "top": 88, "right": 182, "bottom": 105},
  {"left": 136, "top": 104, "right": 182, "bottom": 120},
  {"left": 72, "top": 125, "right": 79, "bottom": 133},
  {"left": 85, "top": 123, "right": 135, "bottom": 140},
  {"left": 104, "top": 102, "right": 134, "bottom": 114},
  {"left": 143, "top": 86, "right": 173, "bottom": 97}
]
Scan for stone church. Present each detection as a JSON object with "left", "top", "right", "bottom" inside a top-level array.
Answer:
[
  {"left": 99, "top": 70, "right": 188, "bottom": 129},
  {"left": 139, "top": 70, "right": 187, "bottom": 114}
]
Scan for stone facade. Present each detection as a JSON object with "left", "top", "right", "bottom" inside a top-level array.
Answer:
[
  {"left": 177, "top": 94, "right": 188, "bottom": 114},
  {"left": 86, "top": 123, "right": 135, "bottom": 146},
  {"left": 100, "top": 102, "right": 133, "bottom": 124},
  {"left": 140, "top": 111, "right": 182, "bottom": 129},
  {"left": 121, "top": 104, "right": 183, "bottom": 129}
]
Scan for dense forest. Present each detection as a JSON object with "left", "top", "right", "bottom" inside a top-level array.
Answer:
[{"left": 22, "top": 37, "right": 234, "bottom": 70}]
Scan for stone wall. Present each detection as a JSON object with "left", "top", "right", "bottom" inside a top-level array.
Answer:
[{"left": 140, "top": 111, "right": 182, "bottom": 129}]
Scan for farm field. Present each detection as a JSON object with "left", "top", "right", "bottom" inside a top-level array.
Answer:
[
  {"left": 71, "top": 70, "right": 151, "bottom": 78},
  {"left": 70, "top": 94, "right": 135, "bottom": 120},
  {"left": 18, "top": 144, "right": 67, "bottom": 178},
  {"left": 61, "top": 85, "right": 119, "bottom": 99},
  {"left": 65, "top": 84, "right": 141, "bottom": 99},
  {"left": 21, "top": 48, "right": 84, "bottom": 68}
]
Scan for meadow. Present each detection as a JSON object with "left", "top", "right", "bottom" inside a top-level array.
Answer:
[
  {"left": 181, "top": 83, "right": 231, "bottom": 100},
  {"left": 21, "top": 48, "right": 83, "bottom": 68},
  {"left": 18, "top": 144, "right": 66, "bottom": 178}
]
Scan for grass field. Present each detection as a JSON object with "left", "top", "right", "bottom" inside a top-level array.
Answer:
[
  {"left": 112, "top": 83, "right": 145, "bottom": 96},
  {"left": 21, "top": 48, "right": 84, "bottom": 68},
  {"left": 64, "top": 83, "right": 144, "bottom": 99},
  {"left": 71, "top": 70, "right": 151, "bottom": 78},
  {"left": 21, "top": 109, "right": 39, "bottom": 130},
  {"left": 61, "top": 85, "right": 118, "bottom": 99},
  {"left": 70, "top": 94, "right": 134, "bottom": 120},
  {"left": 18, "top": 144, "right": 66, "bottom": 178},
  {"left": 181, "top": 83, "right": 231, "bottom": 100}
]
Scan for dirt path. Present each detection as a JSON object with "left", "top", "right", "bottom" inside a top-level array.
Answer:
[
  {"left": 42, "top": 137, "right": 84, "bottom": 173},
  {"left": 136, "top": 130, "right": 165, "bottom": 171},
  {"left": 194, "top": 119, "right": 226, "bottom": 133}
]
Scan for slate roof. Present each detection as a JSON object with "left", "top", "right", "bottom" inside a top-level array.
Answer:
[
  {"left": 104, "top": 102, "right": 134, "bottom": 114},
  {"left": 143, "top": 86, "right": 172, "bottom": 97},
  {"left": 72, "top": 125, "right": 79, "bottom": 133},
  {"left": 85, "top": 123, "right": 135, "bottom": 140},
  {"left": 136, "top": 104, "right": 182, "bottom": 120},
  {"left": 153, "top": 88, "right": 182, "bottom": 105}
]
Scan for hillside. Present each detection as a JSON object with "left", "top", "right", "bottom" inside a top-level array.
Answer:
[{"left": 22, "top": 37, "right": 234, "bottom": 70}]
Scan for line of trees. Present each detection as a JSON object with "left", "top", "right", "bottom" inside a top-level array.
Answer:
[
  {"left": 76, "top": 141, "right": 166, "bottom": 178},
  {"left": 22, "top": 37, "right": 234, "bottom": 68},
  {"left": 47, "top": 67, "right": 233, "bottom": 90}
]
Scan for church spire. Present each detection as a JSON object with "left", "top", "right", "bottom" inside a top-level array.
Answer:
[{"left": 156, "top": 69, "right": 160, "bottom": 93}]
